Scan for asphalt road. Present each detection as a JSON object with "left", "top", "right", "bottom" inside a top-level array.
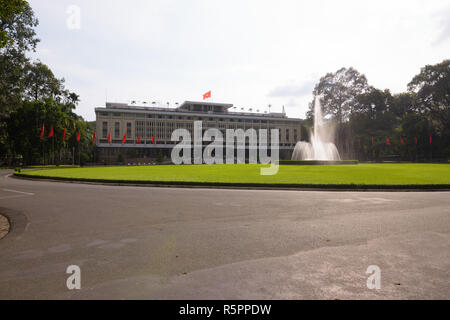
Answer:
[{"left": 0, "top": 169, "right": 449, "bottom": 299}]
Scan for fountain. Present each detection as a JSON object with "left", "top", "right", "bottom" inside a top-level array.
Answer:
[{"left": 291, "top": 96, "right": 341, "bottom": 161}]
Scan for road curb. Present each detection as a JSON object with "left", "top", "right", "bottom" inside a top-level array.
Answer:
[
  {"left": 11, "top": 173, "right": 450, "bottom": 192},
  {"left": 0, "top": 207, "right": 28, "bottom": 241},
  {"left": 0, "top": 214, "right": 10, "bottom": 240}
]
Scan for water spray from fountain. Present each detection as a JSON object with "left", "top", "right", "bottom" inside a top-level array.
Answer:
[{"left": 291, "top": 96, "right": 341, "bottom": 161}]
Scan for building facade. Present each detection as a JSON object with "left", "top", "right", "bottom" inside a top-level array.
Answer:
[{"left": 95, "top": 101, "right": 302, "bottom": 164}]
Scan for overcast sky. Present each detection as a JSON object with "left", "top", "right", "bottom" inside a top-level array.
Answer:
[{"left": 29, "top": 0, "right": 450, "bottom": 121}]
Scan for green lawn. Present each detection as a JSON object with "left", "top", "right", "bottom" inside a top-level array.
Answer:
[{"left": 16, "top": 163, "right": 450, "bottom": 188}]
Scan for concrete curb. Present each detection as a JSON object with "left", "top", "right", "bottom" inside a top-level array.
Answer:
[
  {"left": 0, "top": 214, "right": 10, "bottom": 240},
  {"left": 0, "top": 207, "right": 28, "bottom": 241},
  {"left": 12, "top": 173, "right": 450, "bottom": 192}
]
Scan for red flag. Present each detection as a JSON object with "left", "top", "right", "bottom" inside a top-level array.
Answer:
[
  {"left": 63, "top": 128, "right": 66, "bottom": 141},
  {"left": 48, "top": 125, "right": 54, "bottom": 138},
  {"left": 76, "top": 129, "right": 80, "bottom": 142},
  {"left": 372, "top": 136, "right": 374, "bottom": 146},
  {"left": 386, "top": 138, "right": 391, "bottom": 146},
  {"left": 152, "top": 135, "right": 155, "bottom": 144},
  {"left": 122, "top": 133, "right": 127, "bottom": 143},
  {"left": 203, "top": 90, "right": 211, "bottom": 100},
  {"left": 92, "top": 131, "right": 96, "bottom": 143},
  {"left": 414, "top": 136, "right": 418, "bottom": 145},
  {"left": 345, "top": 139, "right": 349, "bottom": 149},
  {"left": 107, "top": 131, "right": 111, "bottom": 143},
  {"left": 358, "top": 138, "right": 361, "bottom": 147},
  {"left": 137, "top": 136, "right": 141, "bottom": 143},
  {"left": 429, "top": 135, "right": 432, "bottom": 144},
  {"left": 40, "top": 123, "right": 45, "bottom": 139},
  {"left": 400, "top": 136, "right": 404, "bottom": 145}
]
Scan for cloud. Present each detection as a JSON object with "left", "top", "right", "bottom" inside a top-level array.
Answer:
[
  {"left": 432, "top": 6, "right": 450, "bottom": 45},
  {"left": 27, "top": 0, "right": 450, "bottom": 121},
  {"left": 268, "top": 80, "right": 315, "bottom": 98}
]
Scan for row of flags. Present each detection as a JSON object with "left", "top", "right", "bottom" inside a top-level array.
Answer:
[
  {"left": 344, "top": 136, "right": 433, "bottom": 148},
  {"left": 39, "top": 124, "right": 155, "bottom": 144},
  {"left": 40, "top": 121, "right": 432, "bottom": 148},
  {"left": 41, "top": 124, "right": 83, "bottom": 142},
  {"left": 108, "top": 132, "right": 155, "bottom": 144}
]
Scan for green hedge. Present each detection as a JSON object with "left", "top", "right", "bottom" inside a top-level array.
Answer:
[{"left": 279, "top": 160, "right": 359, "bottom": 165}]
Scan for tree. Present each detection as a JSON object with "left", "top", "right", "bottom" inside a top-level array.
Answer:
[
  {"left": 408, "top": 59, "right": 450, "bottom": 111},
  {"left": 0, "top": 0, "right": 24, "bottom": 47},
  {"left": 311, "top": 67, "right": 370, "bottom": 124},
  {"left": 391, "top": 92, "right": 416, "bottom": 118},
  {"left": 0, "top": 0, "right": 38, "bottom": 51},
  {"left": 0, "top": 1, "right": 39, "bottom": 115},
  {"left": 0, "top": 1, "right": 39, "bottom": 157},
  {"left": 408, "top": 59, "right": 450, "bottom": 144},
  {"left": 5, "top": 97, "right": 92, "bottom": 165},
  {"left": 23, "top": 60, "right": 65, "bottom": 101},
  {"left": 353, "top": 87, "right": 393, "bottom": 119}
]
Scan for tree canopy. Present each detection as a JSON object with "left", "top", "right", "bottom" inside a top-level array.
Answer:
[
  {"left": 0, "top": 0, "right": 91, "bottom": 166},
  {"left": 306, "top": 60, "right": 450, "bottom": 161}
]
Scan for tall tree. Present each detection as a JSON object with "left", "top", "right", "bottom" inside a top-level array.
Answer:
[
  {"left": 391, "top": 92, "right": 416, "bottom": 118},
  {"left": 23, "top": 61, "right": 65, "bottom": 101},
  {"left": 353, "top": 87, "right": 393, "bottom": 119},
  {"left": 408, "top": 59, "right": 450, "bottom": 147},
  {"left": 311, "top": 67, "right": 370, "bottom": 125},
  {"left": 408, "top": 59, "right": 450, "bottom": 111},
  {"left": 0, "top": 0, "right": 28, "bottom": 48},
  {"left": 0, "top": 0, "right": 39, "bottom": 116}
]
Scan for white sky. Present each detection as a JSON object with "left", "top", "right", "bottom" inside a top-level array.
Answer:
[{"left": 29, "top": 0, "right": 450, "bottom": 121}]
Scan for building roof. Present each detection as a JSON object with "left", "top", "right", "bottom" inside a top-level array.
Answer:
[
  {"left": 99, "top": 101, "right": 298, "bottom": 120},
  {"left": 178, "top": 101, "right": 233, "bottom": 109}
]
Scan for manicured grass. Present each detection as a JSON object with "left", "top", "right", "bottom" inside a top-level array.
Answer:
[{"left": 15, "top": 163, "right": 450, "bottom": 188}]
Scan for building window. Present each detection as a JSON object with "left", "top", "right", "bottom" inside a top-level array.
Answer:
[
  {"left": 114, "top": 122, "right": 120, "bottom": 138},
  {"left": 286, "top": 128, "right": 289, "bottom": 141},
  {"left": 127, "top": 122, "right": 132, "bottom": 137},
  {"left": 102, "top": 122, "right": 108, "bottom": 138}
]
